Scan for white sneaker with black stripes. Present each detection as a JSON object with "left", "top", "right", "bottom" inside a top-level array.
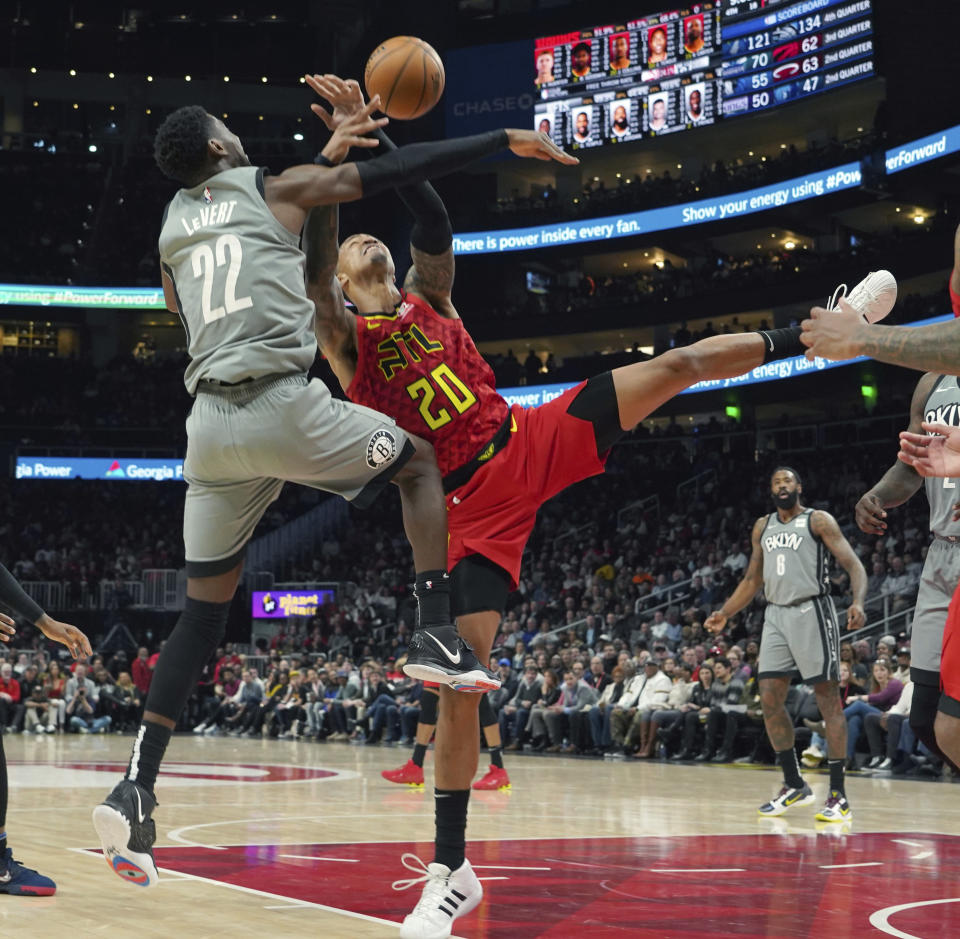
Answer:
[{"left": 394, "top": 853, "right": 483, "bottom": 939}]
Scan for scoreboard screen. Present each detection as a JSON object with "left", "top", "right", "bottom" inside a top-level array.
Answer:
[
  {"left": 720, "top": 0, "right": 875, "bottom": 118},
  {"left": 531, "top": 0, "right": 875, "bottom": 149},
  {"left": 533, "top": 4, "right": 722, "bottom": 148}
]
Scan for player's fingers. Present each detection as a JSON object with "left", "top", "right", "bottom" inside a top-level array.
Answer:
[
  {"left": 310, "top": 103, "right": 334, "bottom": 129},
  {"left": 304, "top": 74, "right": 327, "bottom": 97},
  {"left": 808, "top": 307, "right": 826, "bottom": 320},
  {"left": 921, "top": 422, "right": 952, "bottom": 437},
  {"left": 346, "top": 135, "right": 383, "bottom": 148},
  {"left": 0, "top": 611, "right": 14, "bottom": 627},
  {"left": 78, "top": 630, "right": 93, "bottom": 658},
  {"left": 899, "top": 430, "right": 930, "bottom": 446},
  {"left": 360, "top": 95, "right": 382, "bottom": 117}
]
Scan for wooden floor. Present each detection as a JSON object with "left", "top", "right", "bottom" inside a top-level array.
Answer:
[{"left": 4, "top": 733, "right": 960, "bottom": 937}]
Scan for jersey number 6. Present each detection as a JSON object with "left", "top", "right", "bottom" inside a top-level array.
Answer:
[{"left": 406, "top": 363, "right": 478, "bottom": 431}]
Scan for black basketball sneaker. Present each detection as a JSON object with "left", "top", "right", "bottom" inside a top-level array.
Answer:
[
  {"left": 403, "top": 625, "right": 501, "bottom": 692},
  {"left": 92, "top": 779, "right": 160, "bottom": 887}
]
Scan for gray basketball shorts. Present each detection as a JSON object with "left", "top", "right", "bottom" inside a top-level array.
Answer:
[
  {"left": 182, "top": 373, "right": 413, "bottom": 576},
  {"left": 911, "top": 538, "right": 960, "bottom": 681},
  {"left": 758, "top": 596, "right": 840, "bottom": 683}
]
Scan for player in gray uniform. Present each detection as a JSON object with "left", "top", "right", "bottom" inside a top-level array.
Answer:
[
  {"left": 707, "top": 467, "right": 866, "bottom": 823},
  {"left": 92, "top": 97, "right": 576, "bottom": 889},
  {"left": 855, "top": 371, "right": 960, "bottom": 770}
]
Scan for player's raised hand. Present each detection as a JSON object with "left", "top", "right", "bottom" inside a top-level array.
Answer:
[
  {"left": 505, "top": 129, "right": 579, "bottom": 165},
  {"left": 37, "top": 614, "right": 92, "bottom": 660},
  {"left": 0, "top": 611, "right": 14, "bottom": 644},
  {"left": 312, "top": 95, "right": 388, "bottom": 166},
  {"left": 799, "top": 300, "right": 866, "bottom": 362},
  {"left": 854, "top": 492, "right": 887, "bottom": 534},
  {"left": 899, "top": 422, "right": 960, "bottom": 478},
  {"left": 704, "top": 610, "right": 727, "bottom": 634},
  {"left": 305, "top": 73, "right": 366, "bottom": 128},
  {"left": 846, "top": 603, "right": 865, "bottom": 631}
]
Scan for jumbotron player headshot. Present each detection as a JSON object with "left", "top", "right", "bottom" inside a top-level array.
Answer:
[
  {"left": 687, "top": 87, "right": 704, "bottom": 122},
  {"left": 649, "top": 94, "right": 668, "bottom": 131},
  {"left": 684, "top": 14, "right": 705, "bottom": 55},
  {"left": 535, "top": 49, "right": 555, "bottom": 85},
  {"left": 609, "top": 33, "right": 630, "bottom": 71},
  {"left": 647, "top": 27, "right": 668, "bottom": 66},
  {"left": 573, "top": 110, "right": 591, "bottom": 142},
  {"left": 570, "top": 41, "right": 592, "bottom": 78},
  {"left": 611, "top": 104, "right": 629, "bottom": 137}
]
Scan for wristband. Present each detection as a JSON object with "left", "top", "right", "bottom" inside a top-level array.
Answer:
[{"left": 313, "top": 154, "right": 336, "bottom": 168}]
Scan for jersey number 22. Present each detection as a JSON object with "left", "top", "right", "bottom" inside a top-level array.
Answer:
[{"left": 191, "top": 234, "right": 253, "bottom": 324}]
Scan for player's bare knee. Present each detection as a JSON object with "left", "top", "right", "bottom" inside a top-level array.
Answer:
[{"left": 393, "top": 434, "right": 441, "bottom": 486}]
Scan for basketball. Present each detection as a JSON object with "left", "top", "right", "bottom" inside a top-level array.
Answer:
[{"left": 364, "top": 36, "right": 445, "bottom": 120}]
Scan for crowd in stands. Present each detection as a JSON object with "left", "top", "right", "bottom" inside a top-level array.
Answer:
[{"left": 482, "top": 133, "right": 879, "bottom": 228}]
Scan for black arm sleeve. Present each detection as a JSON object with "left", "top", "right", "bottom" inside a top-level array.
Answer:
[
  {"left": 0, "top": 562, "right": 44, "bottom": 624},
  {"left": 356, "top": 130, "right": 452, "bottom": 255},
  {"left": 356, "top": 130, "right": 508, "bottom": 208}
]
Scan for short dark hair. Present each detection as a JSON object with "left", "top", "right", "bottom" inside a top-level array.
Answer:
[
  {"left": 771, "top": 465, "right": 802, "bottom": 487},
  {"left": 154, "top": 105, "right": 214, "bottom": 185},
  {"left": 572, "top": 42, "right": 590, "bottom": 56}
]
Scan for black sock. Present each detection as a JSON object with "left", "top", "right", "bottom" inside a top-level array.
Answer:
[
  {"left": 125, "top": 721, "right": 173, "bottom": 795},
  {"left": 434, "top": 788, "right": 470, "bottom": 871},
  {"left": 415, "top": 570, "right": 450, "bottom": 629},
  {"left": 412, "top": 742, "right": 427, "bottom": 768},
  {"left": 758, "top": 325, "right": 804, "bottom": 363},
  {"left": 0, "top": 834, "right": 6, "bottom": 864},
  {"left": 777, "top": 747, "right": 804, "bottom": 789},
  {"left": 489, "top": 745, "right": 504, "bottom": 769},
  {"left": 0, "top": 733, "right": 7, "bottom": 832},
  {"left": 828, "top": 759, "right": 845, "bottom": 795}
]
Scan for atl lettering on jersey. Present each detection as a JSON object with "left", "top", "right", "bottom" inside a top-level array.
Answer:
[{"left": 346, "top": 292, "right": 509, "bottom": 477}]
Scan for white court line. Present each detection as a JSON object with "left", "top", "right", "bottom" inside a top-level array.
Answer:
[
  {"left": 819, "top": 862, "right": 884, "bottom": 869},
  {"left": 869, "top": 897, "right": 960, "bottom": 939},
  {"left": 651, "top": 868, "right": 746, "bottom": 873},
  {"left": 891, "top": 839, "right": 925, "bottom": 847},
  {"left": 910, "top": 851, "right": 934, "bottom": 861},
  {"left": 472, "top": 865, "right": 551, "bottom": 871},
  {"left": 279, "top": 854, "right": 359, "bottom": 863},
  {"left": 70, "top": 846, "right": 403, "bottom": 930}
]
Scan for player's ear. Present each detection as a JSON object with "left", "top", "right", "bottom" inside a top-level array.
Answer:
[
  {"left": 208, "top": 137, "right": 227, "bottom": 158},
  {"left": 336, "top": 272, "right": 351, "bottom": 297}
]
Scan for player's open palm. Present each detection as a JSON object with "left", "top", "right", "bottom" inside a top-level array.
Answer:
[
  {"left": 305, "top": 73, "right": 366, "bottom": 127},
  {"left": 704, "top": 610, "right": 726, "bottom": 634},
  {"left": 899, "top": 422, "right": 960, "bottom": 478},
  {"left": 505, "top": 129, "right": 579, "bottom": 165},
  {"left": 38, "top": 615, "right": 93, "bottom": 660}
]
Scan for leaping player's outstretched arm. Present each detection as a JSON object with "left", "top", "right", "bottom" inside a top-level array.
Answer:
[
  {"left": 302, "top": 201, "right": 357, "bottom": 384},
  {"left": 704, "top": 516, "right": 767, "bottom": 634},
  {"left": 810, "top": 511, "right": 867, "bottom": 630},
  {"left": 854, "top": 372, "right": 935, "bottom": 534}
]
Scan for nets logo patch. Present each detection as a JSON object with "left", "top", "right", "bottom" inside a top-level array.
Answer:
[{"left": 366, "top": 429, "right": 397, "bottom": 469}]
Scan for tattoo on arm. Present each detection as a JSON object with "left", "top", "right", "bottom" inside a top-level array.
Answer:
[
  {"left": 859, "top": 321, "right": 960, "bottom": 373},
  {"left": 403, "top": 246, "right": 458, "bottom": 318}
]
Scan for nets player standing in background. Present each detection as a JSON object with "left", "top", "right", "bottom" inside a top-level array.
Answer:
[
  {"left": 855, "top": 372, "right": 960, "bottom": 771},
  {"left": 0, "top": 563, "right": 91, "bottom": 895},
  {"left": 303, "top": 74, "right": 844, "bottom": 939},
  {"left": 707, "top": 468, "right": 867, "bottom": 822},
  {"left": 90, "top": 95, "right": 571, "bottom": 889}
]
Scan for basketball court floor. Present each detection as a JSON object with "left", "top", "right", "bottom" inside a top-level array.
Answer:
[{"left": 4, "top": 734, "right": 959, "bottom": 937}]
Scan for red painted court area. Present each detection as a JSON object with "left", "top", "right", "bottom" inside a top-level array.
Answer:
[{"left": 153, "top": 832, "right": 960, "bottom": 937}]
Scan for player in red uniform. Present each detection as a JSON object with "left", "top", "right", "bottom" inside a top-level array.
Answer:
[{"left": 303, "top": 74, "right": 813, "bottom": 939}]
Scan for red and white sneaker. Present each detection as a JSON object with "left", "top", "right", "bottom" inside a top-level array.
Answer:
[
  {"left": 382, "top": 759, "right": 425, "bottom": 787},
  {"left": 472, "top": 765, "right": 511, "bottom": 791},
  {"left": 395, "top": 854, "right": 483, "bottom": 939}
]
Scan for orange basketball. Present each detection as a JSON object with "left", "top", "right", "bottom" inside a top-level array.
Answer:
[{"left": 364, "top": 36, "right": 445, "bottom": 121}]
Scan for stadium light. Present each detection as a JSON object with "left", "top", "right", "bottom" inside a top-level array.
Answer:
[
  {"left": 88, "top": 144, "right": 97, "bottom": 153},
  {"left": 293, "top": 132, "right": 304, "bottom": 141}
]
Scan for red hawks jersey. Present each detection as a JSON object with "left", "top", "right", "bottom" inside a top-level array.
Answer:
[{"left": 346, "top": 291, "right": 510, "bottom": 476}]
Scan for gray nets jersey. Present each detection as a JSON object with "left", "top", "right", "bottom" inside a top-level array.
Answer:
[
  {"left": 923, "top": 374, "right": 960, "bottom": 537},
  {"left": 159, "top": 166, "right": 316, "bottom": 394},
  {"left": 760, "top": 508, "right": 828, "bottom": 605}
]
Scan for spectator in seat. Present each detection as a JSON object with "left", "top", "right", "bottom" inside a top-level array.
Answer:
[
  {"left": 363, "top": 671, "right": 399, "bottom": 744},
  {"left": 546, "top": 670, "right": 597, "bottom": 753},
  {"left": 588, "top": 663, "right": 631, "bottom": 752},
  {"left": 301, "top": 667, "right": 326, "bottom": 738},
  {"left": 880, "top": 557, "right": 917, "bottom": 613},
  {"left": 0, "top": 663, "right": 20, "bottom": 732},
  {"left": 325, "top": 669, "right": 358, "bottom": 741},
  {"left": 670, "top": 664, "right": 716, "bottom": 759},
  {"left": 22, "top": 681, "right": 52, "bottom": 734},
  {"left": 624, "top": 659, "right": 672, "bottom": 756},
  {"left": 843, "top": 657, "right": 903, "bottom": 769},
  {"left": 609, "top": 662, "right": 647, "bottom": 750},
  {"left": 66, "top": 664, "right": 110, "bottom": 733},
  {"left": 132, "top": 646, "right": 153, "bottom": 698},
  {"left": 226, "top": 668, "right": 266, "bottom": 736},
  {"left": 100, "top": 671, "right": 141, "bottom": 732},
  {"left": 696, "top": 657, "right": 747, "bottom": 762},
  {"left": 863, "top": 679, "right": 915, "bottom": 772},
  {"left": 502, "top": 665, "right": 543, "bottom": 750},
  {"left": 893, "top": 645, "right": 911, "bottom": 684},
  {"left": 528, "top": 669, "right": 562, "bottom": 751},
  {"left": 11, "top": 664, "right": 41, "bottom": 732},
  {"left": 802, "top": 660, "right": 864, "bottom": 767},
  {"left": 192, "top": 666, "right": 240, "bottom": 735},
  {"left": 44, "top": 659, "right": 67, "bottom": 732},
  {"left": 277, "top": 673, "right": 307, "bottom": 738}
]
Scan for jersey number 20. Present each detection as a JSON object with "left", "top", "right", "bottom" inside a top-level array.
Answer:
[
  {"left": 190, "top": 234, "right": 253, "bottom": 324},
  {"left": 406, "top": 363, "right": 477, "bottom": 430}
]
